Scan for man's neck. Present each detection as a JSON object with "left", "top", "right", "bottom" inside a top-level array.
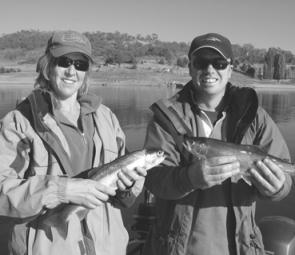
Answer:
[{"left": 195, "top": 93, "right": 224, "bottom": 112}]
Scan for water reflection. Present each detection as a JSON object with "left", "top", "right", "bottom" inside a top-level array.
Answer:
[
  {"left": 1, "top": 85, "right": 295, "bottom": 226},
  {"left": 90, "top": 86, "right": 175, "bottom": 128},
  {"left": 89, "top": 86, "right": 177, "bottom": 150},
  {"left": 258, "top": 91, "right": 295, "bottom": 123},
  {"left": 1, "top": 85, "right": 295, "bottom": 153},
  {"left": 0, "top": 85, "right": 33, "bottom": 118}
]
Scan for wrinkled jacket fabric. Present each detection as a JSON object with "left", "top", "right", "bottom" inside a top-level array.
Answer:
[
  {"left": 0, "top": 89, "right": 132, "bottom": 255},
  {"left": 143, "top": 82, "right": 292, "bottom": 255}
]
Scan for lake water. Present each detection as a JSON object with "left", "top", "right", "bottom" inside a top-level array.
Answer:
[{"left": 1, "top": 83, "right": 295, "bottom": 239}]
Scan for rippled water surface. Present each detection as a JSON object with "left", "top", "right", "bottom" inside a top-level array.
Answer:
[{"left": 1, "top": 82, "right": 295, "bottom": 230}]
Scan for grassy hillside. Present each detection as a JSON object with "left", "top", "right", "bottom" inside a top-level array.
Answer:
[
  {"left": 0, "top": 30, "right": 294, "bottom": 88},
  {"left": 0, "top": 54, "right": 293, "bottom": 90}
]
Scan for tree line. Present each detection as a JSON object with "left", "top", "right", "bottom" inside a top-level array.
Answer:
[{"left": 0, "top": 30, "right": 295, "bottom": 79}]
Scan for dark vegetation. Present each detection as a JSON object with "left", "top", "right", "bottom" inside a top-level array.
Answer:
[
  {"left": 0, "top": 30, "right": 295, "bottom": 80},
  {"left": 0, "top": 66, "right": 21, "bottom": 73}
]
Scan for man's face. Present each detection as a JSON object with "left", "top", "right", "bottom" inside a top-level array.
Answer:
[{"left": 189, "top": 48, "right": 232, "bottom": 97}]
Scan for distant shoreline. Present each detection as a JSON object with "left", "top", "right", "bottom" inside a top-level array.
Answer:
[
  {"left": 1, "top": 83, "right": 295, "bottom": 92},
  {"left": 249, "top": 83, "right": 295, "bottom": 91},
  {"left": 0, "top": 65, "right": 294, "bottom": 90}
]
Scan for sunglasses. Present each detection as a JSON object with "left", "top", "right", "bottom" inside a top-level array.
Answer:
[
  {"left": 193, "top": 58, "right": 230, "bottom": 70},
  {"left": 56, "top": 56, "right": 89, "bottom": 72}
]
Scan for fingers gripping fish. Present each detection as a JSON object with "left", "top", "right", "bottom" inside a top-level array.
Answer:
[
  {"left": 183, "top": 137, "right": 294, "bottom": 185},
  {"left": 39, "top": 149, "right": 165, "bottom": 239}
]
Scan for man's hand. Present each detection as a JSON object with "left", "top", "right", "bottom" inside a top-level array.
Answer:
[
  {"left": 187, "top": 155, "right": 240, "bottom": 189},
  {"left": 249, "top": 158, "right": 286, "bottom": 196}
]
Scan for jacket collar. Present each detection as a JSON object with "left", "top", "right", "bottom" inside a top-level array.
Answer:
[
  {"left": 176, "top": 81, "right": 258, "bottom": 143},
  {"left": 17, "top": 89, "right": 102, "bottom": 176}
]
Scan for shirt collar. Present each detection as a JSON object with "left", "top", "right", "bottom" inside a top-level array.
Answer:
[
  {"left": 48, "top": 92, "right": 102, "bottom": 117},
  {"left": 78, "top": 93, "right": 102, "bottom": 115}
]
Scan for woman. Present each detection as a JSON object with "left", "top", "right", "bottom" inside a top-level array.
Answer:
[{"left": 0, "top": 30, "right": 146, "bottom": 255}]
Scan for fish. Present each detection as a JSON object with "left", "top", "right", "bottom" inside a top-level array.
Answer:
[
  {"left": 40, "top": 149, "right": 165, "bottom": 238},
  {"left": 183, "top": 136, "right": 295, "bottom": 185}
]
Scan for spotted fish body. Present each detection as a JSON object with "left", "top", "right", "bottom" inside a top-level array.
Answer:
[
  {"left": 183, "top": 137, "right": 295, "bottom": 183},
  {"left": 87, "top": 149, "right": 165, "bottom": 186},
  {"left": 41, "top": 149, "right": 165, "bottom": 238}
]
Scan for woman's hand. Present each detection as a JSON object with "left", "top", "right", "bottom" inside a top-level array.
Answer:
[
  {"left": 116, "top": 166, "right": 148, "bottom": 196},
  {"left": 65, "top": 178, "right": 117, "bottom": 209}
]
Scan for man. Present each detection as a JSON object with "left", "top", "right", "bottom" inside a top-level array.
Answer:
[{"left": 142, "top": 33, "right": 292, "bottom": 255}]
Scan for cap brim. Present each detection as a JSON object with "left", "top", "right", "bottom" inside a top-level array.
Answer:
[
  {"left": 50, "top": 46, "right": 93, "bottom": 62},
  {"left": 190, "top": 46, "right": 230, "bottom": 62}
]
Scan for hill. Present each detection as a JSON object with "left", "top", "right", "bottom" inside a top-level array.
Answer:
[
  {"left": 0, "top": 30, "right": 294, "bottom": 89},
  {"left": 0, "top": 30, "right": 295, "bottom": 68}
]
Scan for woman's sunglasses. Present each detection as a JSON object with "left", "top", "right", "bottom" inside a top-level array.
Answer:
[
  {"left": 56, "top": 56, "right": 89, "bottom": 72},
  {"left": 193, "top": 58, "right": 230, "bottom": 70}
]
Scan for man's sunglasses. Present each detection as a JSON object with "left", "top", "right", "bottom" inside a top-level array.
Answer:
[
  {"left": 56, "top": 56, "right": 90, "bottom": 72},
  {"left": 193, "top": 58, "right": 230, "bottom": 70}
]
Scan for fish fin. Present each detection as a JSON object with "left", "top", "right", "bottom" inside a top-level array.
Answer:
[
  {"left": 231, "top": 172, "right": 252, "bottom": 186},
  {"left": 231, "top": 172, "right": 242, "bottom": 183},
  {"left": 55, "top": 221, "right": 69, "bottom": 240},
  {"left": 241, "top": 176, "right": 252, "bottom": 186},
  {"left": 182, "top": 140, "right": 192, "bottom": 152},
  {"left": 76, "top": 208, "right": 89, "bottom": 220},
  {"left": 182, "top": 141, "right": 204, "bottom": 160},
  {"left": 41, "top": 212, "right": 70, "bottom": 240},
  {"left": 42, "top": 205, "right": 88, "bottom": 239}
]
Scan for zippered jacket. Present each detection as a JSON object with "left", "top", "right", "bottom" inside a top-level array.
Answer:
[
  {"left": 143, "top": 82, "right": 292, "bottom": 255},
  {"left": 0, "top": 89, "right": 133, "bottom": 255}
]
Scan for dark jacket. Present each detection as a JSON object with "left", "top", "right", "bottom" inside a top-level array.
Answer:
[{"left": 143, "top": 82, "right": 292, "bottom": 255}]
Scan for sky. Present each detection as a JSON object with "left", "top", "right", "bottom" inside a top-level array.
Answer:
[{"left": 1, "top": 0, "right": 295, "bottom": 53}]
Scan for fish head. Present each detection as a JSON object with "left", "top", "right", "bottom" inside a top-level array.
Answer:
[
  {"left": 183, "top": 137, "right": 208, "bottom": 159},
  {"left": 144, "top": 149, "right": 166, "bottom": 167}
]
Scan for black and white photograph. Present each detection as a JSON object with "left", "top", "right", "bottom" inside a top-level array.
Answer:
[{"left": 0, "top": 0, "right": 295, "bottom": 254}]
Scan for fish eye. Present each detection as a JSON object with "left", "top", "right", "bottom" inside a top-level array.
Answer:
[{"left": 157, "top": 151, "right": 164, "bottom": 156}]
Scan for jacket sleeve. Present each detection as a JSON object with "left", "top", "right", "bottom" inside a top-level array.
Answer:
[
  {"left": 143, "top": 119, "right": 195, "bottom": 200},
  {"left": 253, "top": 107, "right": 292, "bottom": 201},
  {"left": 0, "top": 111, "right": 69, "bottom": 220}
]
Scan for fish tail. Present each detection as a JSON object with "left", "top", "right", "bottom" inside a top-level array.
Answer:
[
  {"left": 41, "top": 212, "right": 69, "bottom": 239},
  {"left": 182, "top": 140, "right": 192, "bottom": 152},
  {"left": 53, "top": 221, "right": 69, "bottom": 240},
  {"left": 41, "top": 206, "right": 88, "bottom": 239},
  {"left": 284, "top": 167, "right": 295, "bottom": 176}
]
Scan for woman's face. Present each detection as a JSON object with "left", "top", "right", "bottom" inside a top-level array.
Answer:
[{"left": 49, "top": 53, "right": 89, "bottom": 100}]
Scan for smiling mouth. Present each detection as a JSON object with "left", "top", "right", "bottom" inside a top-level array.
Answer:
[
  {"left": 62, "top": 79, "right": 76, "bottom": 84},
  {"left": 201, "top": 77, "right": 218, "bottom": 84}
]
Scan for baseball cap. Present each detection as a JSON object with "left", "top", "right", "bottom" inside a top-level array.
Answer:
[
  {"left": 46, "top": 30, "right": 93, "bottom": 61},
  {"left": 188, "top": 33, "right": 233, "bottom": 62}
]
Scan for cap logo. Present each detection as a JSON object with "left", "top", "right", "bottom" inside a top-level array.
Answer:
[
  {"left": 61, "top": 32, "right": 87, "bottom": 44},
  {"left": 205, "top": 37, "right": 221, "bottom": 42}
]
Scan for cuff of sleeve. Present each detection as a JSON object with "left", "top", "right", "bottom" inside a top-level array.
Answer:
[
  {"left": 42, "top": 177, "right": 69, "bottom": 209},
  {"left": 268, "top": 174, "right": 292, "bottom": 201},
  {"left": 177, "top": 166, "right": 195, "bottom": 194}
]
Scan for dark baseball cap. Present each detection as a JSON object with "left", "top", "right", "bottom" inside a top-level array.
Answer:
[
  {"left": 46, "top": 30, "right": 93, "bottom": 61},
  {"left": 188, "top": 33, "right": 233, "bottom": 62}
]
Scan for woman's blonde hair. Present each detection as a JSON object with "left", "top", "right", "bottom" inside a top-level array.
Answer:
[{"left": 34, "top": 53, "right": 91, "bottom": 97}]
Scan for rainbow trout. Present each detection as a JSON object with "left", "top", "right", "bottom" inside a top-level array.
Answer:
[
  {"left": 183, "top": 137, "right": 295, "bottom": 184},
  {"left": 41, "top": 149, "right": 165, "bottom": 238}
]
